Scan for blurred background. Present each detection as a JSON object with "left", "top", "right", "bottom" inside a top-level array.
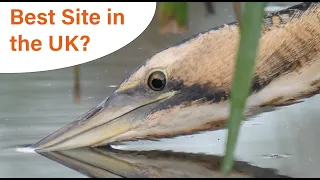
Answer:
[{"left": 1, "top": 2, "right": 319, "bottom": 178}]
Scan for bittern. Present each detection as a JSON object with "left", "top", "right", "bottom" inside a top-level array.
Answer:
[
  {"left": 39, "top": 147, "right": 289, "bottom": 178},
  {"left": 32, "top": 2, "right": 320, "bottom": 152}
]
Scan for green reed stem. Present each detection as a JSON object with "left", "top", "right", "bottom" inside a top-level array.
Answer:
[{"left": 221, "top": 2, "right": 267, "bottom": 175}]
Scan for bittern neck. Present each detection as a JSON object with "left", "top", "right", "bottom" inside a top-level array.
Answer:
[
  {"left": 163, "top": 3, "right": 320, "bottom": 95},
  {"left": 253, "top": 7, "right": 320, "bottom": 93}
]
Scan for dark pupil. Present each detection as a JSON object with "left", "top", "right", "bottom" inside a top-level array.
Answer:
[{"left": 152, "top": 78, "right": 163, "bottom": 89}]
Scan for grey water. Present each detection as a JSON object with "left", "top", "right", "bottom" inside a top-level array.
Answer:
[{"left": 1, "top": 2, "right": 319, "bottom": 178}]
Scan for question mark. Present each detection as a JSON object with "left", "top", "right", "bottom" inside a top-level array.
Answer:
[{"left": 80, "top": 35, "right": 90, "bottom": 51}]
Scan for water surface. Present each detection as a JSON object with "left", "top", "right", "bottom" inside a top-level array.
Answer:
[{"left": 1, "top": 2, "right": 318, "bottom": 178}]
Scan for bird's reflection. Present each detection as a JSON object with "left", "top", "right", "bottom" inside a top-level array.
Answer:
[{"left": 38, "top": 146, "right": 290, "bottom": 178}]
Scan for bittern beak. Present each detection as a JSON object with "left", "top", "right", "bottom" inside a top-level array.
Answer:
[
  {"left": 32, "top": 89, "right": 176, "bottom": 152},
  {"left": 32, "top": 2, "right": 320, "bottom": 152}
]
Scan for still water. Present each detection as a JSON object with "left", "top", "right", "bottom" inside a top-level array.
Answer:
[{"left": 1, "top": 2, "right": 319, "bottom": 178}]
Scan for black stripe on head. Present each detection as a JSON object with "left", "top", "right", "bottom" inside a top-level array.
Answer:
[
  {"left": 152, "top": 74, "right": 279, "bottom": 113},
  {"left": 151, "top": 79, "right": 230, "bottom": 113},
  {"left": 250, "top": 75, "right": 272, "bottom": 93}
]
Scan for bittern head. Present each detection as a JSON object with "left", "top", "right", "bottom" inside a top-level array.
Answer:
[
  {"left": 32, "top": 25, "right": 239, "bottom": 152},
  {"left": 32, "top": 2, "right": 320, "bottom": 152}
]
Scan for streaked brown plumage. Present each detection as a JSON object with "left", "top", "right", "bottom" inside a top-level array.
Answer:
[{"left": 32, "top": 2, "right": 320, "bottom": 152}]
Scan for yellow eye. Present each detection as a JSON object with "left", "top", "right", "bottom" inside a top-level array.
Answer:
[{"left": 147, "top": 71, "right": 166, "bottom": 91}]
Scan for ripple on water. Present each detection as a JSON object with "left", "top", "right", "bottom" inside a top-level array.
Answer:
[
  {"left": 15, "top": 147, "right": 36, "bottom": 154},
  {"left": 0, "top": 144, "right": 37, "bottom": 156}
]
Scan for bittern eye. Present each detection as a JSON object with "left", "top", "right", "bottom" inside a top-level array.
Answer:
[{"left": 147, "top": 71, "right": 166, "bottom": 91}]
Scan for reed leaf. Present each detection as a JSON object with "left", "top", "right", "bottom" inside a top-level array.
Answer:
[{"left": 221, "top": 2, "right": 267, "bottom": 175}]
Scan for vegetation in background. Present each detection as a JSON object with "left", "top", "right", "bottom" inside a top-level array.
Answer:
[
  {"left": 204, "top": 2, "right": 215, "bottom": 15},
  {"left": 221, "top": 2, "right": 267, "bottom": 174},
  {"left": 232, "top": 2, "right": 242, "bottom": 29},
  {"left": 73, "top": 65, "right": 81, "bottom": 104},
  {"left": 158, "top": 2, "right": 188, "bottom": 33}
]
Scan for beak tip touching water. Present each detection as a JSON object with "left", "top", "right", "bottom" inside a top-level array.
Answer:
[
  {"left": 30, "top": 97, "right": 140, "bottom": 152},
  {"left": 32, "top": 87, "right": 178, "bottom": 152},
  {"left": 31, "top": 2, "right": 320, "bottom": 153}
]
